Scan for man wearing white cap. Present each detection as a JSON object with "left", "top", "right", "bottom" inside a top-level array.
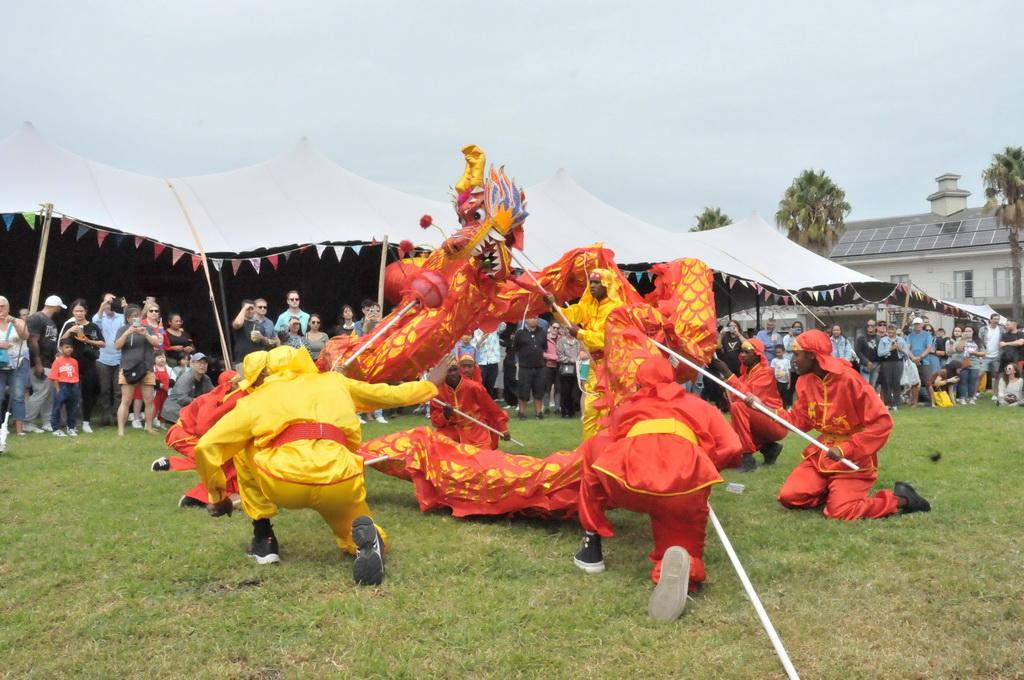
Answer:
[
  {"left": 24, "top": 295, "right": 65, "bottom": 432},
  {"left": 905, "top": 317, "right": 933, "bottom": 407}
]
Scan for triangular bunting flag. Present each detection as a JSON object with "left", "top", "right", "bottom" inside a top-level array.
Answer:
[
  {"left": 739, "top": 280, "right": 748, "bottom": 288},
  {"left": 171, "top": 249, "right": 185, "bottom": 265},
  {"left": 764, "top": 289, "right": 772, "bottom": 301},
  {"left": 134, "top": 236, "right": 144, "bottom": 248},
  {"left": 283, "top": 251, "right": 292, "bottom": 262},
  {"left": 333, "top": 245, "right": 345, "bottom": 261},
  {"left": 191, "top": 255, "right": 203, "bottom": 272},
  {"left": 2, "top": 214, "right": 13, "bottom": 231},
  {"left": 231, "top": 260, "right": 242, "bottom": 275},
  {"left": 96, "top": 231, "right": 109, "bottom": 247},
  {"left": 114, "top": 234, "right": 126, "bottom": 248},
  {"left": 22, "top": 212, "right": 37, "bottom": 230},
  {"left": 315, "top": 245, "right": 327, "bottom": 259},
  {"left": 76, "top": 224, "right": 90, "bottom": 241},
  {"left": 727, "top": 276, "right": 736, "bottom": 289},
  {"left": 267, "top": 255, "right": 279, "bottom": 270},
  {"left": 352, "top": 245, "right": 363, "bottom": 255},
  {"left": 211, "top": 259, "right": 223, "bottom": 272},
  {"left": 153, "top": 243, "right": 166, "bottom": 260},
  {"left": 59, "top": 216, "right": 74, "bottom": 234},
  {"left": 249, "top": 258, "right": 261, "bottom": 274}
]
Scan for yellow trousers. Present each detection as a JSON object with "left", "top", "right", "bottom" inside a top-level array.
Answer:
[
  {"left": 581, "top": 370, "right": 605, "bottom": 441},
  {"left": 234, "top": 452, "right": 388, "bottom": 555}
]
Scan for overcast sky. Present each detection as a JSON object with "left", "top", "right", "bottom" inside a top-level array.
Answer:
[{"left": 3, "top": 1, "right": 1020, "bottom": 230}]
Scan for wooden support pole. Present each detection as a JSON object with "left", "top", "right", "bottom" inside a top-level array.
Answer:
[
  {"left": 377, "top": 235, "right": 389, "bottom": 310},
  {"left": 28, "top": 203, "right": 54, "bottom": 312}
]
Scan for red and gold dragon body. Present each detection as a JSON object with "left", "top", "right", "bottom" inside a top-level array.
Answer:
[{"left": 317, "top": 145, "right": 722, "bottom": 518}]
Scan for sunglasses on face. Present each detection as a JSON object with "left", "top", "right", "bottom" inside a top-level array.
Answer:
[
  {"left": 256, "top": 304, "right": 267, "bottom": 309},
  {"left": 149, "top": 309, "right": 160, "bottom": 314},
  {"left": 288, "top": 298, "right": 299, "bottom": 302},
  {"left": 310, "top": 321, "right": 320, "bottom": 324}
]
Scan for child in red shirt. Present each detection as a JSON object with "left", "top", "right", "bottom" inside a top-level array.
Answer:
[
  {"left": 152, "top": 351, "right": 175, "bottom": 429},
  {"left": 49, "top": 340, "right": 81, "bottom": 437}
]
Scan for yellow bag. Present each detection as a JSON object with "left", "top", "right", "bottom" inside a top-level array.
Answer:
[{"left": 932, "top": 390, "right": 954, "bottom": 408}]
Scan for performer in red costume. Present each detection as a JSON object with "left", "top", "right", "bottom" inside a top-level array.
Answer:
[
  {"left": 457, "top": 353, "right": 484, "bottom": 383},
  {"left": 712, "top": 338, "right": 787, "bottom": 472},
  {"left": 573, "top": 356, "right": 742, "bottom": 620},
  {"left": 430, "top": 358, "right": 510, "bottom": 448},
  {"left": 150, "top": 352, "right": 268, "bottom": 508},
  {"left": 745, "top": 329, "right": 931, "bottom": 520}
]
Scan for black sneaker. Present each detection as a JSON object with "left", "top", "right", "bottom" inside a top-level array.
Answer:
[
  {"left": 151, "top": 457, "right": 170, "bottom": 472},
  {"left": 760, "top": 442, "right": 783, "bottom": 466},
  {"left": 535, "top": 412, "right": 544, "bottom": 420},
  {"left": 572, "top": 532, "right": 605, "bottom": 574},
  {"left": 247, "top": 535, "right": 281, "bottom": 565},
  {"left": 352, "top": 515, "right": 385, "bottom": 586},
  {"left": 740, "top": 453, "right": 758, "bottom": 472},
  {"left": 178, "top": 495, "right": 206, "bottom": 509},
  {"left": 517, "top": 412, "right": 527, "bottom": 421},
  {"left": 894, "top": 481, "right": 931, "bottom": 514}
]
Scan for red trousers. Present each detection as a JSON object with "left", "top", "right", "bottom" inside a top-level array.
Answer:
[
  {"left": 728, "top": 401, "right": 787, "bottom": 458},
  {"left": 579, "top": 461, "right": 711, "bottom": 589},
  {"left": 778, "top": 456, "right": 898, "bottom": 520}
]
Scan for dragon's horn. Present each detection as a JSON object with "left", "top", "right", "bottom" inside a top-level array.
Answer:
[{"left": 455, "top": 144, "right": 486, "bottom": 194}]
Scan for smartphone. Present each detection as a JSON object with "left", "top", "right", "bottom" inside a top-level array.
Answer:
[{"left": 132, "top": 319, "right": 141, "bottom": 328}]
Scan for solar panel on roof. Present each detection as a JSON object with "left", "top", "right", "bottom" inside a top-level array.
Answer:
[
  {"left": 891, "top": 226, "right": 908, "bottom": 239},
  {"left": 906, "top": 225, "right": 925, "bottom": 237},
  {"left": 880, "top": 239, "right": 900, "bottom": 253}
]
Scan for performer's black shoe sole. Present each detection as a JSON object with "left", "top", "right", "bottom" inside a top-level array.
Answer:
[
  {"left": 352, "top": 515, "right": 385, "bottom": 586},
  {"left": 649, "top": 546, "right": 690, "bottom": 621},
  {"left": 740, "top": 453, "right": 758, "bottom": 472},
  {"left": 247, "top": 535, "right": 281, "bottom": 565},
  {"left": 894, "top": 481, "right": 931, "bottom": 514}
]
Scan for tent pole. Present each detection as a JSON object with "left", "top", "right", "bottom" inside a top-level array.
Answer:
[
  {"left": 755, "top": 295, "right": 761, "bottom": 330},
  {"left": 217, "top": 267, "right": 233, "bottom": 360},
  {"left": 901, "top": 279, "right": 913, "bottom": 330},
  {"left": 377, "top": 235, "right": 389, "bottom": 310},
  {"left": 28, "top": 203, "right": 54, "bottom": 312},
  {"left": 164, "top": 179, "right": 231, "bottom": 364}
]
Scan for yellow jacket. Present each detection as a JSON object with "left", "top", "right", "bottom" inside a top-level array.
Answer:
[
  {"left": 196, "top": 370, "right": 436, "bottom": 498},
  {"left": 560, "top": 268, "right": 627, "bottom": 354}
]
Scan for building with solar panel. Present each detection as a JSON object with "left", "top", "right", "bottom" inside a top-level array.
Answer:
[{"left": 830, "top": 173, "right": 1015, "bottom": 327}]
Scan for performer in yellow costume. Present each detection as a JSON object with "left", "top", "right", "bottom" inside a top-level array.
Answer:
[
  {"left": 547, "top": 268, "right": 627, "bottom": 439},
  {"left": 196, "top": 346, "right": 443, "bottom": 585}
]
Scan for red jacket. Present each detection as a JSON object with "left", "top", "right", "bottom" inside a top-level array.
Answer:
[{"left": 430, "top": 377, "right": 509, "bottom": 448}]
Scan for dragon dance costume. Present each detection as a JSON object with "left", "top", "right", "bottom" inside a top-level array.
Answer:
[
  {"left": 576, "top": 357, "right": 740, "bottom": 588},
  {"left": 773, "top": 329, "right": 900, "bottom": 520},
  {"left": 723, "top": 337, "right": 787, "bottom": 469},
  {"left": 195, "top": 346, "right": 437, "bottom": 560}
]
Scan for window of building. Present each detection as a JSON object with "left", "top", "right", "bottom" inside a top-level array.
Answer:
[
  {"left": 890, "top": 274, "right": 910, "bottom": 284},
  {"left": 954, "top": 270, "right": 974, "bottom": 299},
  {"left": 993, "top": 267, "right": 1013, "bottom": 298}
]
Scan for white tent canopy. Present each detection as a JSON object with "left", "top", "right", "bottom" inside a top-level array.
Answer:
[
  {"left": 0, "top": 122, "right": 881, "bottom": 293},
  {"left": 0, "top": 122, "right": 444, "bottom": 253}
]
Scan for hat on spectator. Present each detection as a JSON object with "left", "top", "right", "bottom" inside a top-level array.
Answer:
[
  {"left": 44, "top": 295, "right": 66, "bottom": 309},
  {"left": 191, "top": 352, "right": 208, "bottom": 362},
  {"left": 912, "top": 317, "right": 923, "bottom": 324}
]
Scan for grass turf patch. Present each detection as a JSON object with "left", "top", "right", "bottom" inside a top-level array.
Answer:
[{"left": 1, "top": 402, "right": 1022, "bottom": 679}]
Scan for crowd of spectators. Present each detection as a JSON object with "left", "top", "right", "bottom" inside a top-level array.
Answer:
[{"left": 709, "top": 313, "right": 1024, "bottom": 412}]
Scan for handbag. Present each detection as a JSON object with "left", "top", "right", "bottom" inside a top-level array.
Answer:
[
  {"left": 558, "top": 362, "right": 576, "bottom": 377},
  {"left": 900, "top": 357, "right": 919, "bottom": 387},
  {"left": 123, "top": 362, "right": 147, "bottom": 385},
  {"left": 0, "top": 324, "right": 13, "bottom": 370}
]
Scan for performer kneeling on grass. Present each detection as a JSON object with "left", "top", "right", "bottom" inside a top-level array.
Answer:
[
  {"left": 430, "top": 355, "right": 510, "bottom": 448},
  {"left": 195, "top": 346, "right": 448, "bottom": 585},
  {"left": 573, "top": 357, "right": 742, "bottom": 621},
  {"left": 712, "top": 338, "right": 787, "bottom": 472},
  {"left": 744, "top": 329, "right": 931, "bottom": 520}
]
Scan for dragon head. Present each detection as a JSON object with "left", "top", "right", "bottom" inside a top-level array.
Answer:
[{"left": 441, "top": 145, "right": 527, "bottom": 280}]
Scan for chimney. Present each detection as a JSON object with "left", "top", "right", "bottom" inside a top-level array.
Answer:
[{"left": 927, "top": 173, "right": 970, "bottom": 217}]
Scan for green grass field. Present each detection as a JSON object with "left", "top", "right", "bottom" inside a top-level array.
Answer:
[{"left": 1, "top": 402, "right": 1022, "bottom": 679}]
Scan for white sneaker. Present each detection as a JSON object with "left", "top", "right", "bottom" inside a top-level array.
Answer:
[
  {"left": 23, "top": 423, "right": 43, "bottom": 434},
  {"left": 42, "top": 422, "right": 54, "bottom": 432},
  {"left": 131, "top": 418, "right": 143, "bottom": 430},
  {"left": 374, "top": 414, "right": 389, "bottom": 424},
  {"left": 648, "top": 546, "right": 691, "bottom": 621},
  {"left": 67, "top": 428, "right": 78, "bottom": 437},
  {"left": 81, "top": 422, "right": 93, "bottom": 434},
  {"left": 52, "top": 430, "right": 66, "bottom": 437},
  {"left": 357, "top": 415, "right": 366, "bottom": 424},
  {"left": 154, "top": 420, "right": 167, "bottom": 430}
]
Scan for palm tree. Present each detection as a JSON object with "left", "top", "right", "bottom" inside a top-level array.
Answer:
[
  {"left": 690, "top": 207, "right": 732, "bottom": 232},
  {"left": 775, "top": 169, "right": 851, "bottom": 256},
  {"left": 983, "top": 146, "right": 1024, "bottom": 321}
]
